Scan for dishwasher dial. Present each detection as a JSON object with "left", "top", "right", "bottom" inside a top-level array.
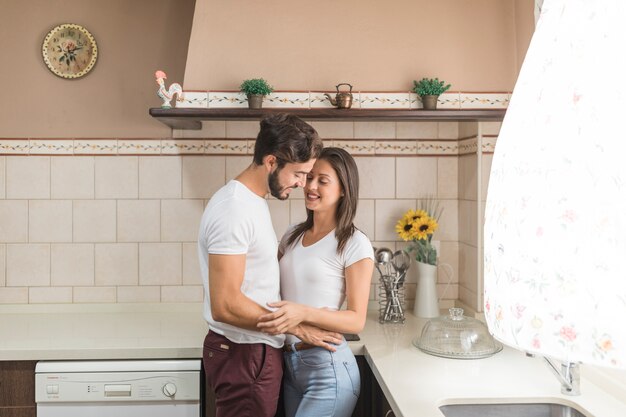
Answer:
[{"left": 162, "top": 383, "right": 177, "bottom": 397}]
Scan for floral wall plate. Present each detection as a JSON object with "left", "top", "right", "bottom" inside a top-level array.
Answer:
[{"left": 42, "top": 24, "right": 98, "bottom": 79}]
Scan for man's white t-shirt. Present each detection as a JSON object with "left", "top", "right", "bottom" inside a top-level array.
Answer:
[
  {"left": 198, "top": 180, "right": 285, "bottom": 348},
  {"left": 279, "top": 226, "right": 374, "bottom": 344}
]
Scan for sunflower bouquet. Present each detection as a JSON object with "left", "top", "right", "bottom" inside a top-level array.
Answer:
[{"left": 395, "top": 200, "right": 442, "bottom": 266}]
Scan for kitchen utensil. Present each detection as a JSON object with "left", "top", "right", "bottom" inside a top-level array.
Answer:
[
  {"left": 413, "top": 308, "right": 503, "bottom": 359},
  {"left": 324, "top": 83, "right": 353, "bottom": 109},
  {"left": 391, "top": 250, "right": 410, "bottom": 286}
]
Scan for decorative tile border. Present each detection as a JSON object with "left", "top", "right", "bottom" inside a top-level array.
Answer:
[
  {"left": 178, "top": 91, "right": 208, "bottom": 109},
  {"left": 117, "top": 140, "right": 162, "bottom": 154},
  {"left": 482, "top": 136, "right": 498, "bottom": 153},
  {"left": 375, "top": 141, "right": 417, "bottom": 155},
  {"left": 0, "top": 137, "right": 497, "bottom": 157},
  {"left": 205, "top": 140, "right": 248, "bottom": 154},
  {"left": 174, "top": 90, "right": 510, "bottom": 110},
  {"left": 360, "top": 93, "right": 411, "bottom": 109},
  {"left": 460, "top": 93, "right": 510, "bottom": 109},
  {"left": 74, "top": 139, "right": 118, "bottom": 154},
  {"left": 333, "top": 140, "right": 376, "bottom": 155},
  {"left": 418, "top": 141, "right": 459, "bottom": 155},
  {"left": 458, "top": 137, "right": 478, "bottom": 155},
  {"left": 207, "top": 91, "right": 247, "bottom": 108},
  {"left": 0, "top": 139, "right": 30, "bottom": 154},
  {"left": 29, "top": 140, "right": 74, "bottom": 155},
  {"left": 161, "top": 140, "right": 205, "bottom": 154},
  {"left": 263, "top": 92, "right": 310, "bottom": 108}
]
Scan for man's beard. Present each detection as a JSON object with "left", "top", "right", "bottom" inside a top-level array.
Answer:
[{"left": 268, "top": 167, "right": 292, "bottom": 200}]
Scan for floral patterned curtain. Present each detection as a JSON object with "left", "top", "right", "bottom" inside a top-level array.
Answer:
[{"left": 484, "top": 0, "right": 626, "bottom": 369}]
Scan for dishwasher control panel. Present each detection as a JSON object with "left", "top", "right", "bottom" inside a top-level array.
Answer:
[{"left": 35, "top": 360, "right": 201, "bottom": 403}]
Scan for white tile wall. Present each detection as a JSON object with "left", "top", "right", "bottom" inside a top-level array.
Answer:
[
  {"left": 73, "top": 286, "right": 116, "bottom": 303},
  {"left": 395, "top": 157, "right": 438, "bottom": 198},
  {"left": 309, "top": 121, "right": 354, "bottom": 139},
  {"left": 161, "top": 285, "right": 203, "bottom": 303},
  {"left": 0, "top": 244, "right": 5, "bottom": 287},
  {"left": 139, "top": 243, "right": 182, "bottom": 285},
  {"left": 51, "top": 157, "right": 94, "bottom": 199},
  {"left": 117, "top": 286, "right": 160, "bottom": 303},
  {"left": 355, "top": 157, "right": 395, "bottom": 199},
  {"left": 161, "top": 200, "right": 203, "bottom": 242},
  {"left": 95, "top": 157, "right": 138, "bottom": 199},
  {"left": 139, "top": 157, "right": 182, "bottom": 199},
  {"left": 396, "top": 122, "right": 438, "bottom": 139},
  {"left": 7, "top": 156, "right": 50, "bottom": 199},
  {"left": 117, "top": 200, "right": 160, "bottom": 242},
  {"left": 73, "top": 200, "right": 117, "bottom": 242},
  {"left": 29, "top": 287, "right": 72, "bottom": 303},
  {"left": 95, "top": 243, "right": 138, "bottom": 286},
  {"left": 182, "top": 156, "right": 226, "bottom": 199},
  {"left": 29, "top": 200, "right": 73, "bottom": 242},
  {"left": 51, "top": 244, "right": 94, "bottom": 286},
  {"left": 7, "top": 244, "right": 50, "bottom": 286},
  {"left": 0, "top": 121, "right": 497, "bottom": 306},
  {"left": 354, "top": 122, "right": 395, "bottom": 139},
  {"left": 0, "top": 156, "right": 5, "bottom": 198},
  {"left": 182, "top": 242, "right": 202, "bottom": 285},
  {"left": 0, "top": 201, "right": 28, "bottom": 242}
]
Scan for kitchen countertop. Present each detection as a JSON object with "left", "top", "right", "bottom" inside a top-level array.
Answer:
[{"left": 1, "top": 303, "right": 625, "bottom": 417}]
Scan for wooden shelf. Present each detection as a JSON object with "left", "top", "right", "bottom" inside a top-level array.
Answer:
[{"left": 149, "top": 108, "right": 506, "bottom": 130}]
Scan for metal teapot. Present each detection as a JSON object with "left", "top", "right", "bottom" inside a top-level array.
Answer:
[{"left": 324, "top": 83, "right": 353, "bottom": 109}]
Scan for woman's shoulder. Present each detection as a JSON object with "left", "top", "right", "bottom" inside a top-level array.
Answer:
[{"left": 346, "top": 228, "right": 373, "bottom": 249}]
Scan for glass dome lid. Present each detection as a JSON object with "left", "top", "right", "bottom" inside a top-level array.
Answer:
[{"left": 413, "top": 308, "right": 503, "bottom": 359}]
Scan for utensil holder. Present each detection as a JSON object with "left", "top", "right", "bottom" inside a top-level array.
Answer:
[{"left": 378, "top": 272, "right": 406, "bottom": 324}]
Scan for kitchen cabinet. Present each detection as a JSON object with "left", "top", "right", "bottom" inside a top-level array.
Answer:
[{"left": 0, "top": 361, "right": 37, "bottom": 417}]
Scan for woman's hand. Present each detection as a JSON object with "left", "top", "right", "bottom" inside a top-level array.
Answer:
[{"left": 257, "top": 301, "right": 310, "bottom": 335}]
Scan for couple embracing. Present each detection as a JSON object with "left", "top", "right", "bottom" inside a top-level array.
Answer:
[{"left": 198, "top": 114, "right": 374, "bottom": 417}]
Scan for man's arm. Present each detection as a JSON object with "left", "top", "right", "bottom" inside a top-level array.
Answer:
[
  {"left": 208, "top": 253, "right": 270, "bottom": 331},
  {"left": 209, "top": 253, "right": 343, "bottom": 351}
]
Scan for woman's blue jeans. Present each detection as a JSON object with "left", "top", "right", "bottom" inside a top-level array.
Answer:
[{"left": 282, "top": 340, "right": 360, "bottom": 417}]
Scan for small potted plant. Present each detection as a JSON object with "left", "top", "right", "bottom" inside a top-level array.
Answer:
[
  {"left": 239, "top": 78, "right": 274, "bottom": 109},
  {"left": 412, "top": 78, "right": 451, "bottom": 110}
]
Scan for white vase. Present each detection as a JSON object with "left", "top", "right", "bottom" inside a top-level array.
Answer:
[{"left": 414, "top": 261, "right": 440, "bottom": 318}]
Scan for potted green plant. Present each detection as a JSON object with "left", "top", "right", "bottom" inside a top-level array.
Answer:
[
  {"left": 412, "top": 78, "right": 451, "bottom": 110},
  {"left": 239, "top": 78, "right": 274, "bottom": 109}
]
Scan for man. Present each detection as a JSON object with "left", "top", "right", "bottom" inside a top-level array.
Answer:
[{"left": 198, "top": 113, "right": 343, "bottom": 417}]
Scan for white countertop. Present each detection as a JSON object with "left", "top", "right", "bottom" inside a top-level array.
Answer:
[{"left": 1, "top": 303, "right": 625, "bottom": 417}]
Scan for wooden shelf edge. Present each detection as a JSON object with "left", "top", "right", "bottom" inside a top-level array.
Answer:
[{"left": 149, "top": 108, "right": 506, "bottom": 130}]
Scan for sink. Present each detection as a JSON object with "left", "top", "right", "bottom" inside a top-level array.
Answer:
[{"left": 439, "top": 403, "right": 588, "bottom": 417}]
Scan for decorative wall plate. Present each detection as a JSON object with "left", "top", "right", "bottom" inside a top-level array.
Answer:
[{"left": 42, "top": 24, "right": 98, "bottom": 79}]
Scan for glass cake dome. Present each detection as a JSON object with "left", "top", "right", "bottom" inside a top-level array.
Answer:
[{"left": 413, "top": 308, "right": 503, "bottom": 359}]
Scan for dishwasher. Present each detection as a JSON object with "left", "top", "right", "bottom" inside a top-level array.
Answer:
[{"left": 35, "top": 359, "right": 201, "bottom": 417}]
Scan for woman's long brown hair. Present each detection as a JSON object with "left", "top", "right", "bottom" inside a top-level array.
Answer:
[{"left": 284, "top": 147, "right": 359, "bottom": 254}]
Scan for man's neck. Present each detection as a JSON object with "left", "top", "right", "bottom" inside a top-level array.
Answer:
[{"left": 235, "top": 164, "right": 268, "bottom": 198}]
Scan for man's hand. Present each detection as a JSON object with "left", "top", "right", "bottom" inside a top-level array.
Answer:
[
  {"left": 289, "top": 323, "right": 342, "bottom": 352},
  {"left": 257, "top": 301, "right": 309, "bottom": 335}
]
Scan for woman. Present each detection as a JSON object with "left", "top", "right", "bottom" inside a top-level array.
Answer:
[{"left": 257, "top": 147, "right": 374, "bottom": 417}]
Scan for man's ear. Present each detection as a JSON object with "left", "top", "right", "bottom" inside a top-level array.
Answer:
[{"left": 263, "top": 155, "right": 277, "bottom": 172}]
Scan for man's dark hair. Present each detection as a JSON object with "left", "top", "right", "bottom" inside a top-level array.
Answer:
[{"left": 253, "top": 113, "right": 323, "bottom": 167}]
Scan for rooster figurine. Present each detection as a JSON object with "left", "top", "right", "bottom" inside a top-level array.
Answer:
[{"left": 155, "top": 70, "right": 184, "bottom": 109}]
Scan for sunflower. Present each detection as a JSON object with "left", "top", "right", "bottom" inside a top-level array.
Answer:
[
  {"left": 411, "top": 216, "right": 439, "bottom": 240},
  {"left": 395, "top": 217, "right": 416, "bottom": 241},
  {"left": 403, "top": 209, "right": 428, "bottom": 223}
]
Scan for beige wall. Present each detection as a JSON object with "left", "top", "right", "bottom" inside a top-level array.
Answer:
[
  {"left": 514, "top": 0, "right": 535, "bottom": 73},
  {"left": 0, "top": 0, "right": 195, "bottom": 138},
  {"left": 185, "top": 0, "right": 534, "bottom": 92}
]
